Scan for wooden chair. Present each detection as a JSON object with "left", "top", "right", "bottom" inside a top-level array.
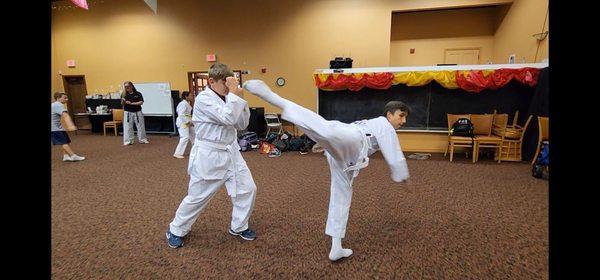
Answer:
[
  {"left": 531, "top": 116, "right": 549, "bottom": 165},
  {"left": 501, "top": 110, "right": 523, "bottom": 139},
  {"left": 479, "top": 114, "right": 509, "bottom": 162},
  {"left": 510, "top": 110, "right": 519, "bottom": 128},
  {"left": 471, "top": 114, "right": 500, "bottom": 163},
  {"left": 103, "top": 109, "right": 124, "bottom": 136},
  {"left": 280, "top": 118, "right": 298, "bottom": 136},
  {"left": 445, "top": 114, "right": 472, "bottom": 162},
  {"left": 490, "top": 114, "right": 509, "bottom": 162},
  {"left": 498, "top": 115, "right": 532, "bottom": 162}
]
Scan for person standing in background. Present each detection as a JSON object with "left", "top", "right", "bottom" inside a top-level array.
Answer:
[
  {"left": 173, "top": 91, "right": 195, "bottom": 158},
  {"left": 121, "top": 81, "right": 149, "bottom": 145},
  {"left": 51, "top": 92, "right": 85, "bottom": 162}
]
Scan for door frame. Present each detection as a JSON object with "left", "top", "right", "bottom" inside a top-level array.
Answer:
[
  {"left": 61, "top": 75, "right": 87, "bottom": 117},
  {"left": 443, "top": 47, "right": 481, "bottom": 64}
]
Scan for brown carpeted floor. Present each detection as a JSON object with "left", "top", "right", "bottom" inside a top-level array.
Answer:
[{"left": 51, "top": 133, "right": 548, "bottom": 279}]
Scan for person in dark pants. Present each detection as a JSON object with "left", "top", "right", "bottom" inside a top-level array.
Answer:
[{"left": 121, "top": 81, "right": 149, "bottom": 145}]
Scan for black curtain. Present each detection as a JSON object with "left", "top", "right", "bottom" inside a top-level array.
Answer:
[
  {"left": 170, "top": 90, "right": 182, "bottom": 136},
  {"left": 522, "top": 67, "right": 549, "bottom": 162}
]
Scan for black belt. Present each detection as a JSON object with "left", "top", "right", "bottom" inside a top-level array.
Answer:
[{"left": 126, "top": 111, "right": 140, "bottom": 123}]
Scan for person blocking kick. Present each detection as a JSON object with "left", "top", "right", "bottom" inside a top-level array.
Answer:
[{"left": 166, "top": 63, "right": 258, "bottom": 248}]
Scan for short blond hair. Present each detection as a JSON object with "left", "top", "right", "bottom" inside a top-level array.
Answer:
[{"left": 208, "top": 63, "right": 234, "bottom": 81}]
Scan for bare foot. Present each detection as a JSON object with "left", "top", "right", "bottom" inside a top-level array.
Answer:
[{"left": 243, "top": 80, "right": 273, "bottom": 99}]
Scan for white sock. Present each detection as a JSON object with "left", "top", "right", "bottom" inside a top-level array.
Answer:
[
  {"left": 243, "top": 80, "right": 288, "bottom": 109},
  {"left": 329, "top": 237, "right": 353, "bottom": 261}
]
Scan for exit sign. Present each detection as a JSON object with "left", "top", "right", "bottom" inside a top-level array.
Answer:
[{"left": 206, "top": 54, "right": 216, "bottom": 62}]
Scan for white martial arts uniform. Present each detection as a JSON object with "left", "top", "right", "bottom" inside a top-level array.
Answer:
[
  {"left": 123, "top": 91, "right": 147, "bottom": 144},
  {"left": 123, "top": 111, "right": 147, "bottom": 144},
  {"left": 169, "top": 87, "right": 257, "bottom": 237},
  {"left": 280, "top": 101, "right": 409, "bottom": 238},
  {"left": 173, "top": 100, "right": 195, "bottom": 156}
]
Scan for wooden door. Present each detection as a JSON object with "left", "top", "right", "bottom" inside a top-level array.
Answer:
[
  {"left": 444, "top": 48, "right": 480, "bottom": 65},
  {"left": 62, "top": 75, "right": 90, "bottom": 129}
]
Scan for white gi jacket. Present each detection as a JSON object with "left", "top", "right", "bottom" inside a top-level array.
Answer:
[
  {"left": 351, "top": 116, "right": 409, "bottom": 182},
  {"left": 188, "top": 87, "right": 250, "bottom": 197},
  {"left": 175, "top": 100, "right": 193, "bottom": 128}
]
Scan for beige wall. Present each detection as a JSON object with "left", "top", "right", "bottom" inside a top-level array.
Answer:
[
  {"left": 52, "top": 0, "right": 547, "bottom": 152},
  {"left": 391, "top": 7, "right": 498, "bottom": 40},
  {"left": 387, "top": 0, "right": 513, "bottom": 12},
  {"left": 493, "top": 0, "right": 549, "bottom": 63},
  {"left": 52, "top": 0, "right": 547, "bottom": 112},
  {"left": 390, "top": 0, "right": 549, "bottom": 66},
  {"left": 391, "top": 37, "right": 494, "bottom": 66},
  {"left": 51, "top": 0, "right": 392, "bottom": 113},
  {"left": 51, "top": 0, "right": 534, "bottom": 111},
  {"left": 390, "top": 7, "right": 497, "bottom": 66}
]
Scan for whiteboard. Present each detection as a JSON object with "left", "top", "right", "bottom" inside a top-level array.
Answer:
[{"left": 133, "top": 82, "right": 173, "bottom": 116}]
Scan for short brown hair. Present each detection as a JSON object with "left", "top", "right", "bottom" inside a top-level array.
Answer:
[
  {"left": 208, "top": 63, "right": 234, "bottom": 81},
  {"left": 383, "top": 101, "right": 411, "bottom": 116},
  {"left": 54, "top": 92, "right": 66, "bottom": 100}
]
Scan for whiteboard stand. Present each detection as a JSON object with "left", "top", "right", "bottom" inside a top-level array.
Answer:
[{"left": 132, "top": 82, "right": 177, "bottom": 134}]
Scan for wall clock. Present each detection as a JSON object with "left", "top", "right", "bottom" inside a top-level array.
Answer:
[{"left": 276, "top": 77, "right": 285, "bottom": 87}]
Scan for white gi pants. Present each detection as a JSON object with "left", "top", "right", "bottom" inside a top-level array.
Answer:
[
  {"left": 174, "top": 125, "right": 195, "bottom": 156},
  {"left": 123, "top": 111, "right": 147, "bottom": 144},
  {"left": 169, "top": 142, "right": 257, "bottom": 237},
  {"left": 280, "top": 99, "right": 365, "bottom": 238}
]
